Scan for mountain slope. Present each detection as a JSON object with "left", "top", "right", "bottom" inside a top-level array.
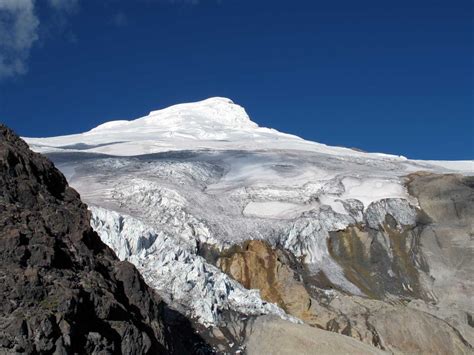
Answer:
[
  {"left": 0, "top": 125, "right": 210, "bottom": 354},
  {"left": 23, "top": 98, "right": 474, "bottom": 353}
]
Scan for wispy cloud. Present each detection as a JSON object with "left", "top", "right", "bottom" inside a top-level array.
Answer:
[
  {"left": 0, "top": 0, "right": 39, "bottom": 79},
  {"left": 0, "top": 0, "right": 80, "bottom": 80},
  {"left": 0, "top": 0, "right": 219, "bottom": 80},
  {"left": 169, "top": 0, "right": 200, "bottom": 4},
  {"left": 110, "top": 12, "right": 128, "bottom": 27}
]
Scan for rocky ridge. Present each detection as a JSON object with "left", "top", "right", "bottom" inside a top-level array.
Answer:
[{"left": 0, "top": 125, "right": 210, "bottom": 354}]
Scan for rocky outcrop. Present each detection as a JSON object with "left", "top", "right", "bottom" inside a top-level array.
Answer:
[
  {"left": 217, "top": 234, "right": 472, "bottom": 353},
  {"left": 0, "top": 125, "right": 209, "bottom": 354},
  {"left": 217, "top": 240, "right": 318, "bottom": 323},
  {"left": 244, "top": 316, "right": 386, "bottom": 355},
  {"left": 406, "top": 172, "right": 474, "bottom": 346},
  {"left": 327, "top": 221, "right": 429, "bottom": 300}
]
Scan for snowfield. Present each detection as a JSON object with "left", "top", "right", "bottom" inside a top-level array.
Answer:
[{"left": 24, "top": 97, "right": 473, "bottom": 326}]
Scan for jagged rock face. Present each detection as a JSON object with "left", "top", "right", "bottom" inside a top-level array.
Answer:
[
  {"left": 327, "top": 220, "right": 429, "bottom": 300},
  {"left": 217, "top": 240, "right": 316, "bottom": 323},
  {"left": 0, "top": 125, "right": 209, "bottom": 354},
  {"left": 406, "top": 173, "right": 474, "bottom": 346},
  {"left": 216, "top": 239, "right": 471, "bottom": 354},
  {"left": 327, "top": 173, "right": 473, "bottom": 349}
]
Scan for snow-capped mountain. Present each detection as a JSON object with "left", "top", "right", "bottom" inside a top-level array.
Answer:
[{"left": 24, "top": 98, "right": 474, "bottom": 353}]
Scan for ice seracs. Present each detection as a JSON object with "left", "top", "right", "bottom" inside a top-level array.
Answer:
[{"left": 90, "top": 206, "right": 299, "bottom": 326}]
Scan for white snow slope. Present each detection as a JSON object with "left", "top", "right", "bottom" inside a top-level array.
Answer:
[{"left": 24, "top": 97, "right": 474, "bottom": 326}]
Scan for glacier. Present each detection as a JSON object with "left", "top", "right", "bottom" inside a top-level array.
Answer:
[
  {"left": 90, "top": 206, "right": 296, "bottom": 326},
  {"left": 24, "top": 97, "right": 473, "bottom": 328}
]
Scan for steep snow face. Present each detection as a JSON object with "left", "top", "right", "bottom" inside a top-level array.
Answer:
[
  {"left": 22, "top": 97, "right": 404, "bottom": 160},
  {"left": 23, "top": 97, "right": 473, "bottom": 327},
  {"left": 26, "top": 97, "right": 278, "bottom": 156}
]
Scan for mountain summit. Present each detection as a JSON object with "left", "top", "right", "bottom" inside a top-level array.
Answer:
[{"left": 90, "top": 97, "right": 258, "bottom": 134}]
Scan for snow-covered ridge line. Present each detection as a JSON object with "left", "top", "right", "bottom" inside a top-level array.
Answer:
[
  {"left": 23, "top": 97, "right": 473, "bottom": 172},
  {"left": 14, "top": 98, "right": 420, "bottom": 161},
  {"left": 25, "top": 97, "right": 468, "bottom": 172}
]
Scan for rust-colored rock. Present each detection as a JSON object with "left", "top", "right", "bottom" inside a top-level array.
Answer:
[
  {"left": 217, "top": 237, "right": 472, "bottom": 354},
  {"left": 217, "top": 240, "right": 317, "bottom": 323}
]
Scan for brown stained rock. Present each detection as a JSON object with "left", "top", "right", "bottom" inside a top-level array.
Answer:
[
  {"left": 216, "top": 238, "right": 472, "bottom": 354},
  {"left": 217, "top": 240, "right": 316, "bottom": 323},
  {"left": 327, "top": 222, "right": 429, "bottom": 301}
]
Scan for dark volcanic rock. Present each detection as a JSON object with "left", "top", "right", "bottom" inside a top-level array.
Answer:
[{"left": 0, "top": 125, "right": 209, "bottom": 354}]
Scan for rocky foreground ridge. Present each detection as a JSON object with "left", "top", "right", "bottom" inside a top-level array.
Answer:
[{"left": 0, "top": 125, "right": 210, "bottom": 354}]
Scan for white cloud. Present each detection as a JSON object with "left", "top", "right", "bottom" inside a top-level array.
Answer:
[
  {"left": 0, "top": 0, "right": 215, "bottom": 80},
  {"left": 0, "top": 0, "right": 81, "bottom": 80},
  {"left": 0, "top": 0, "right": 39, "bottom": 79}
]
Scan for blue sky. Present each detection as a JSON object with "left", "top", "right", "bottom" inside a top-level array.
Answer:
[{"left": 0, "top": 0, "right": 472, "bottom": 159}]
